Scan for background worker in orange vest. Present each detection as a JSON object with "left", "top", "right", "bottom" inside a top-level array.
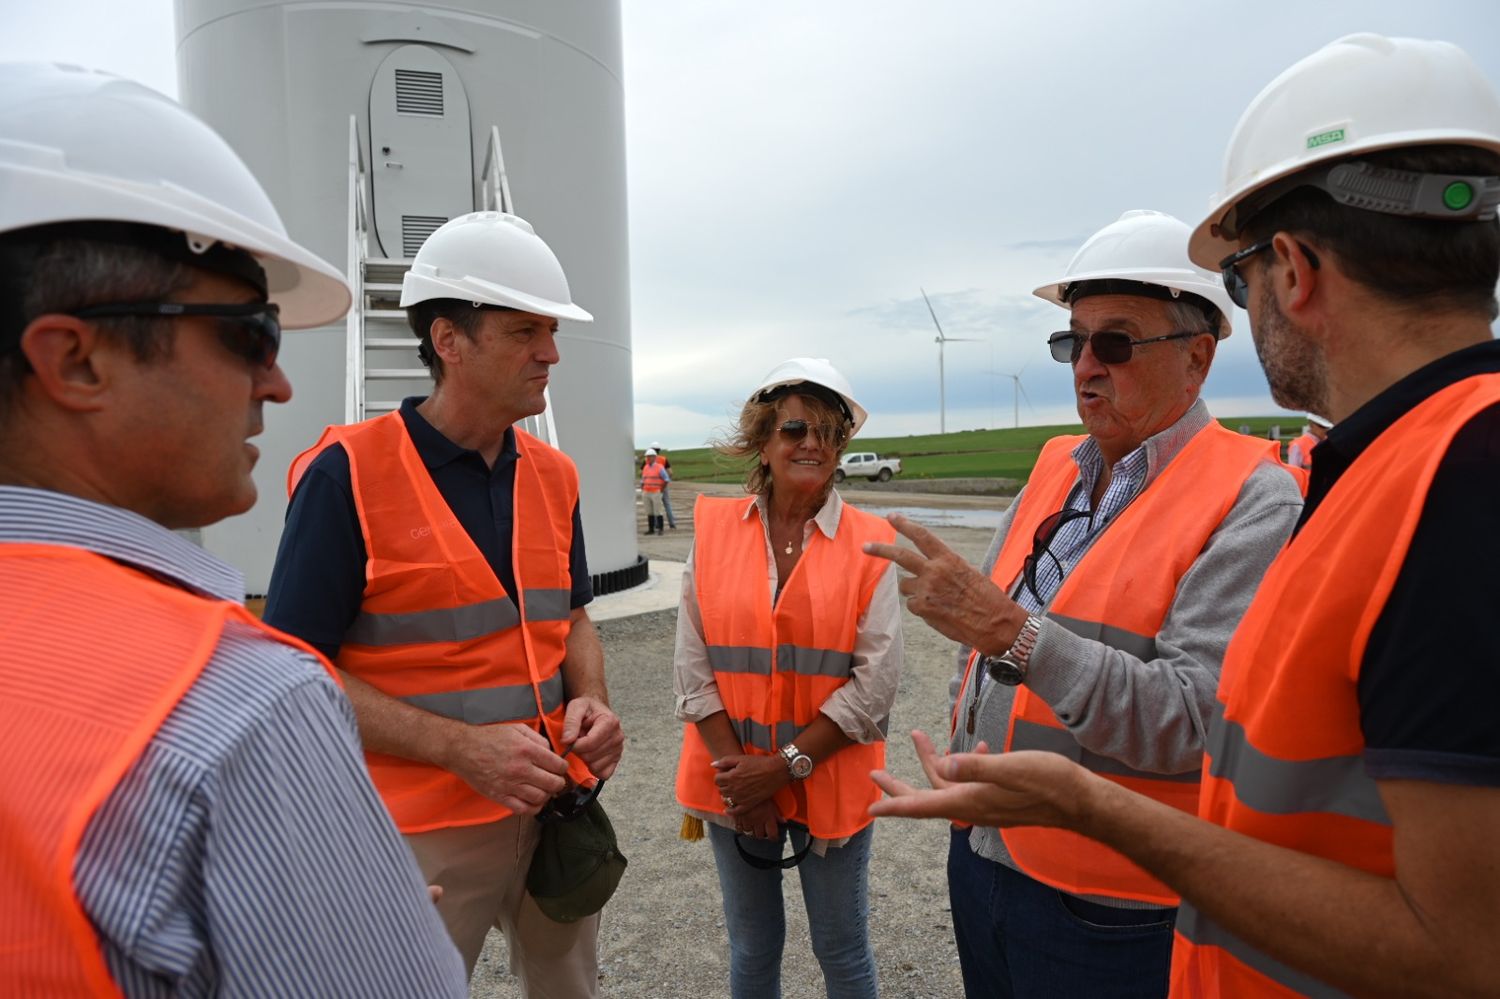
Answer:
[
  {"left": 265, "top": 211, "right": 623, "bottom": 995},
  {"left": 865, "top": 209, "right": 1302, "bottom": 999},
  {"left": 867, "top": 33, "right": 1500, "bottom": 999},
  {"left": 0, "top": 65, "right": 466, "bottom": 995},
  {"left": 1284, "top": 413, "right": 1330, "bottom": 469},
  {"left": 641, "top": 447, "right": 669, "bottom": 533},
  {"left": 673, "top": 358, "right": 902, "bottom": 999}
]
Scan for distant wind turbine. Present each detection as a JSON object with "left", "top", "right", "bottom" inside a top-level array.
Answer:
[
  {"left": 920, "top": 287, "right": 982, "bottom": 434},
  {"left": 982, "top": 365, "right": 1034, "bottom": 429}
]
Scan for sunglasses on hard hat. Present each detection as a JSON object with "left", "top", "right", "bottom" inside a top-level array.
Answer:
[
  {"left": 1047, "top": 329, "right": 1201, "bottom": 365},
  {"left": 71, "top": 301, "right": 282, "bottom": 370},
  {"left": 776, "top": 418, "right": 848, "bottom": 448}
]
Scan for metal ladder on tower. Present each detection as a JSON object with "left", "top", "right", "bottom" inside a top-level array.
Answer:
[{"left": 344, "top": 118, "right": 557, "bottom": 443}]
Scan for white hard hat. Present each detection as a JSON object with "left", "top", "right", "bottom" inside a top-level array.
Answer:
[
  {"left": 1034, "top": 210, "right": 1235, "bottom": 338},
  {"left": 644, "top": 448, "right": 657, "bottom": 456},
  {"left": 650, "top": 441, "right": 663, "bottom": 449},
  {"left": 1190, "top": 34, "right": 1500, "bottom": 268},
  {"left": 751, "top": 357, "right": 868, "bottom": 438},
  {"left": 0, "top": 63, "right": 350, "bottom": 329},
  {"left": 400, "top": 211, "right": 592, "bottom": 322}
]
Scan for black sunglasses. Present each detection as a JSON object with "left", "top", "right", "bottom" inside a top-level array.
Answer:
[
  {"left": 1047, "top": 329, "right": 1201, "bottom": 365},
  {"left": 71, "top": 301, "right": 282, "bottom": 370},
  {"left": 776, "top": 418, "right": 848, "bottom": 448},
  {"left": 539, "top": 778, "right": 604, "bottom": 824},
  {"left": 1217, "top": 239, "right": 1321, "bottom": 309},
  {"left": 1018, "top": 507, "right": 1091, "bottom": 607}
]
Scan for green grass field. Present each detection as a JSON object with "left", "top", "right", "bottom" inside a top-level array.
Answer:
[{"left": 654, "top": 416, "right": 1298, "bottom": 484}]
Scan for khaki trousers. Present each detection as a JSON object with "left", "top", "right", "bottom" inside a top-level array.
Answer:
[{"left": 406, "top": 816, "right": 600, "bottom": 998}]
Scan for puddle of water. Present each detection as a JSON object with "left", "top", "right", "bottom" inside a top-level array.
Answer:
[{"left": 858, "top": 505, "right": 1004, "bottom": 530}]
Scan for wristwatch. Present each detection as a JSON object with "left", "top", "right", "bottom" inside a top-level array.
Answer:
[
  {"left": 980, "top": 614, "right": 1042, "bottom": 686},
  {"left": 778, "top": 742, "right": 814, "bottom": 780}
]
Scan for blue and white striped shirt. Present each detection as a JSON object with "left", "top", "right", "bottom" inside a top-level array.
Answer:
[{"left": 0, "top": 487, "right": 467, "bottom": 997}]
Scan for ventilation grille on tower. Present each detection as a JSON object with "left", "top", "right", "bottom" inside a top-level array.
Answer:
[
  {"left": 402, "top": 216, "right": 447, "bottom": 258},
  {"left": 395, "top": 69, "right": 444, "bottom": 116}
]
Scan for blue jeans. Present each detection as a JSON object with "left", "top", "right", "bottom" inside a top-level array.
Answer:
[
  {"left": 707, "top": 822, "right": 878, "bottom": 999},
  {"left": 661, "top": 486, "right": 676, "bottom": 528},
  {"left": 948, "top": 827, "right": 1174, "bottom": 999}
]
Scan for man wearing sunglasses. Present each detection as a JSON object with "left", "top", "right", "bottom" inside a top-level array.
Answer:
[
  {"left": 865, "top": 209, "right": 1302, "bottom": 998},
  {"left": 871, "top": 34, "right": 1500, "bottom": 999},
  {"left": 266, "top": 211, "right": 622, "bottom": 995},
  {"left": 0, "top": 66, "right": 466, "bottom": 995}
]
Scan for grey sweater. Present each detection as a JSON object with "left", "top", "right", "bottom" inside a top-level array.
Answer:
[{"left": 949, "top": 402, "right": 1303, "bottom": 903}]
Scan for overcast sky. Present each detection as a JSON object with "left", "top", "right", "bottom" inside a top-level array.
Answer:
[{"left": 9, "top": 1, "right": 1500, "bottom": 446}]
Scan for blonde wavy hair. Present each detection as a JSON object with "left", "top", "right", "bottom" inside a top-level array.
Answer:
[{"left": 713, "top": 386, "right": 852, "bottom": 496}]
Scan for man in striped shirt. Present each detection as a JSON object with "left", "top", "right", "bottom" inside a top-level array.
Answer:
[{"left": 0, "top": 65, "right": 466, "bottom": 995}]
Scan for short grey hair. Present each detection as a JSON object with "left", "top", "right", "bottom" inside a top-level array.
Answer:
[{"left": 1164, "top": 297, "right": 1227, "bottom": 346}]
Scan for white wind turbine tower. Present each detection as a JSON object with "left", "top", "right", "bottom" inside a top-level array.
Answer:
[
  {"left": 999, "top": 364, "right": 1033, "bottom": 429},
  {"left": 920, "top": 288, "right": 981, "bottom": 434}
]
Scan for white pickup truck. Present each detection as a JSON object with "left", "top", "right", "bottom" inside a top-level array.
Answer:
[{"left": 835, "top": 452, "right": 902, "bottom": 483}]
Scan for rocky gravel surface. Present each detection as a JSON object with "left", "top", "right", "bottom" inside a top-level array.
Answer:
[{"left": 472, "top": 483, "right": 1011, "bottom": 998}]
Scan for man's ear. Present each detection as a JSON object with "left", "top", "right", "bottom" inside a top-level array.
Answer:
[
  {"left": 427, "top": 316, "right": 466, "bottom": 369},
  {"left": 17, "top": 315, "right": 114, "bottom": 412},
  {"left": 1186, "top": 332, "right": 1217, "bottom": 383},
  {"left": 1269, "top": 232, "right": 1321, "bottom": 316}
]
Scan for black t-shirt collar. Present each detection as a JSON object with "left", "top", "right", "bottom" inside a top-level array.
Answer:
[{"left": 397, "top": 396, "right": 519, "bottom": 473}]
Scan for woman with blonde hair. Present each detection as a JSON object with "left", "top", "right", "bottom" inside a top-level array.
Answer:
[{"left": 673, "top": 358, "right": 903, "bottom": 999}]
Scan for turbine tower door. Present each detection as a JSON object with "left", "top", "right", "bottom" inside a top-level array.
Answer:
[{"left": 368, "top": 44, "right": 474, "bottom": 260}]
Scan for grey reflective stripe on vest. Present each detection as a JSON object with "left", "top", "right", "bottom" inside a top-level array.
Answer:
[
  {"left": 1048, "top": 612, "right": 1158, "bottom": 662},
  {"left": 729, "top": 715, "right": 888, "bottom": 751},
  {"left": 1206, "top": 705, "right": 1390, "bottom": 824},
  {"left": 346, "top": 596, "right": 519, "bottom": 646},
  {"left": 706, "top": 646, "right": 773, "bottom": 675},
  {"left": 732, "top": 717, "right": 801, "bottom": 752},
  {"left": 346, "top": 588, "right": 571, "bottom": 646},
  {"left": 776, "top": 645, "right": 854, "bottom": 677},
  {"left": 706, "top": 644, "right": 854, "bottom": 677},
  {"left": 1176, "top": 903, "right": 1351, "bottom": 997},
  {"left": 1011, "top": 719, "right": 1199, "bottom": 784},
  {"left": 523, "top": 588, "right": 572, "bottom": 622},
  {"left": 399, "top": 672, "right": 565, "bottom": 725}
]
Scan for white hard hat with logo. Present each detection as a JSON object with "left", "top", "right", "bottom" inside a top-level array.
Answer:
[
  {"left": 0, "top": 63, "right": 350, "bottom": 329},
  {"left": 1034, "top": 210, "right": 1235, "bottom": 338},
  {"left": 1190, "top": 33, "right": 1500, "bottom": 268},
  {"left": 751, "top": 357, "right": 868, "bottom": 438},
  {"left": 401, "top": 211, "right": 593, "bottom": 323}
]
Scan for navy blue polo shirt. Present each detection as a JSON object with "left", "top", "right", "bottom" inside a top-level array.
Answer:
[
  {"left": 1298, "top": 339, "right": 1500, "bottom": 787},
  {"left": 264, "top": 398, "right": 592, "bottom": 661}
]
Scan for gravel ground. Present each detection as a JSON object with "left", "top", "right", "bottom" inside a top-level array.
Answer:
[{"left": 471, "top": 482, "right": 1011, "bottom": 998}]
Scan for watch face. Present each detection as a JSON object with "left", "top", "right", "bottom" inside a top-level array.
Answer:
[
  {"left": 987, "top": 655, "right": 1026, "bottom": 687},
  {"left": 790, "top": 755, "right": 814, "bottom": 779}
]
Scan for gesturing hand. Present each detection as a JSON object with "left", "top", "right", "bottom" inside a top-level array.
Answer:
[
  {"left": 870, "top": 733, "right": 1094, "bottom": 830},
  {"left": 446, "top": 723, "right": 569, "bottom": 816},
  {"left": 863, "top": 513, "right": 1027, "bottom": 654},
  {"left": 562, "top": 696, "right": 625, "bottom": 780}
]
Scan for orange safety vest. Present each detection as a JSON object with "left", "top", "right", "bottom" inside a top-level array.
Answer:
[
  {"left": 674, "top": 495, "right": 896, "bottom": 839},
  {"left": 0, "top": 543, "right": 336, "bottom": 996},
  {"left": 641, "top": 461, "right": 667, "bottom": 493},
  {"left": 1170, "top": 374, "right": 1500, "bottom": 997},
  {"left": 954, "top": 422, "right": 1282, "bottom": 904},
  {"left": 289, "top": 412, "right": 590, "bottom": 834},
  {"left": 1285, "top": 432, "right": 1319, "bottom": 470}
]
